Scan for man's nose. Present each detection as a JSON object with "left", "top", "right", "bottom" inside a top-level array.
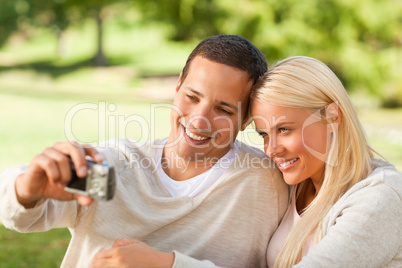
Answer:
[{"left": 187, "top": 106, "right": 212, "bottom": 130}]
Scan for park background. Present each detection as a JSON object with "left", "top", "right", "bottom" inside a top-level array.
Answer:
[{"left": 0, "top": 0, "right": 401, "bottom": 266}]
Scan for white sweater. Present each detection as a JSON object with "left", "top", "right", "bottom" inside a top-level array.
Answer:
[
  {"left": 268, "top": 159, "right": 402, "bottom": 268},
  {"left": 294, "top": 159, "right": 402, "bottom": 267},
  {"left": 0, "top": 138, "right": 288, "bottom": 268}
]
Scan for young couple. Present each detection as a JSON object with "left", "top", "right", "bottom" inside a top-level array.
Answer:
[{"left": 0, "top": 35, "right": 401, "bottom": 268}]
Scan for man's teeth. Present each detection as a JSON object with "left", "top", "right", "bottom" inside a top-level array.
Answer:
[
  {"left": 279, "top": 158, "right": 298, "bottom": 168},
  {"left": 185, "top": 129, "right": 208, "bottom": 141}
]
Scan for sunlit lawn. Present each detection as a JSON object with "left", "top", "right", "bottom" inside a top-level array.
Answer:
[{"left": 0, "top": 227, "right": 70, "bottom": 267}]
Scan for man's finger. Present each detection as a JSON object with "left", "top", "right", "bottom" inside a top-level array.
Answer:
[
  {"left": 30, "top": 154, "right": 61, "bottom": 185},
  {"left": 42, "top": 147, "right": 71, "bottom": 185},
  {"left": 113, "top": 239, "right": 139, "bottom": 248},
  {"left": 53, "top": 141, "right": 88, "bottom": 178},
  {"left": 82, "top": 144, "right": 104, "bottom": 163},
  {"left": 75, "top": 195, "right": 94, "bottom": 206},
  {"left": 89, "top": 251, "right": 113, "bottom": 268},
  {"left": 92, "top": 248, "right": 114, "bottom": 260}
]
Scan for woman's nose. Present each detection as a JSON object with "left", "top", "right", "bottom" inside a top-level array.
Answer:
[{"left": 264, "top": 136, "right": 283, "bottom": 158}]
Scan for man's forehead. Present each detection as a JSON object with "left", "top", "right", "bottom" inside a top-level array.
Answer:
[{"left": 188, "top": 56, "right": 252, "bottom": 79}]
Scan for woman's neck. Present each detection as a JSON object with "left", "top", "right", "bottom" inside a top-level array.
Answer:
[{"left": 296, "top": 179, "right": 318, "bottom": 214}]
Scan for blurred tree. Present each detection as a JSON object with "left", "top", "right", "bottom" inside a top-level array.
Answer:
[
  {"left": 135, "top": 0, "right": 225, "bottom": 41},
  {"left": 214, "top": 0, "right": 402, "bottom": 105},
  {"left": 63, "top": 0, "right": 124, "bottom": 66},
  {"left": 134, "top": 0, "right": 401, "bottom": 102},
  {"left": 0, "top": 0, "right": 26, "bottom": 47},
  {"left": 0, "top": 0, "right": 70, "bottom": 54},
  {"left": 0, "top": 0, "right": 129, "bottom": 66}
]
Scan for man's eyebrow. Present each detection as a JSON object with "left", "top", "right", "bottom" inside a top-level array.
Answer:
[
  {"left": 187, "top": 88, "right": 203, "bottom": 97},
  {"left": 216, "top": 100, "right": 237, "bottom": 110}
]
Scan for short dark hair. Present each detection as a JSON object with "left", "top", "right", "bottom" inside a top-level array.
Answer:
[{"left": 181, "top": 35, "right": 268, "bottom": 86}]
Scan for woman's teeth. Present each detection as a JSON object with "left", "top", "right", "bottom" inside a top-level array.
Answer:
[
  {"left": 185, "top": 128, "right": 209, "bottom": 141},
  {"left": 279, "top": 158, "right": 298, "bottom": 168}
]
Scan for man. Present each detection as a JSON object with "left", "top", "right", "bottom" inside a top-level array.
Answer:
[{"left": 0, "top": 35, "right": 288, "bottom": 267}]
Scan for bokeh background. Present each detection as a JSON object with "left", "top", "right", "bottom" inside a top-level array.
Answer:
[{"left": 0, "top": 0, "right": 401, "bottom": 266}]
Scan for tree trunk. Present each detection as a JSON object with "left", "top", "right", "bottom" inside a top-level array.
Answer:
[
  {"left": 56, "top": 30, "right": 69, "bottom": 59},
  {"left": 94, "top": 8, "right": 106, "bottom": 66}
]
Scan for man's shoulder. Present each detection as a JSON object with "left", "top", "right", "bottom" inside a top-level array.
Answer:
[
  {"left": 235, "top": 140, "right": 267, "bottom": 158},
  {"left": 222, "top": 141, "right": 286, "bottom": 195},
  {"left": 97, "top": 137, "right": 166, "bottom": 164},
  {"left": 231, "top": 140, "right": 278, "bottom": 173},
  {"left": 99, "top": 137, "right": 166, "bottom": 152}
]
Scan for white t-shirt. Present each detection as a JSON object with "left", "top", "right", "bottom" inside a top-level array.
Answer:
[{"left": 156, "top": 138, "right": 239, "bottom": 197}]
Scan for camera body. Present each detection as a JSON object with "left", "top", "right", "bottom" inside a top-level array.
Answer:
[{"left": 65, "top": 158, "right": 116, "bottom": 201}]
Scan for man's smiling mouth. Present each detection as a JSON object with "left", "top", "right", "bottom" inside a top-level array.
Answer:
[{"left": 184, "top": 127, "right": 211, "bottom": 141}]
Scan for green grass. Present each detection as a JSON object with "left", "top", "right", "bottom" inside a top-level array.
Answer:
[
  {"left": 357, "top": 107, "right": 402, "bottom": 171},
  {"left": 0, "top": 227, "right": 70, "bottom": 267}
]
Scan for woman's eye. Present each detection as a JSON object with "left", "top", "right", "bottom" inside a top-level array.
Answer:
[
  {"left": 279, "top": 128, "right": 290, "bottom": 134},
  {"left": 258, "top": 132, "right": 268, "bottom": 138}
]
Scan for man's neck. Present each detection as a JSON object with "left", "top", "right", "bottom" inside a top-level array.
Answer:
[{"left": 161, "top": 153, "right": 217, "bottom": 181}]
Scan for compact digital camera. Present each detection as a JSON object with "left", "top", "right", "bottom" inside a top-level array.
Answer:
[{"left": 64, "top": 157, "right": 116, "bottom": 201}]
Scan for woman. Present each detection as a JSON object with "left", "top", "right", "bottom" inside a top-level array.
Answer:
[{"left": 251, "top": 56, "right": 402, "bottom": 267}]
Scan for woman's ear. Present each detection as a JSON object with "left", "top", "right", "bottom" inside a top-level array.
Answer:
[{"left": 326, "top": 102, "right": 341, "bottom": 132}]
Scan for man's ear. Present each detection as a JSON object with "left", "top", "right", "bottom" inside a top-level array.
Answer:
[
  {"left": 326, "top": 102, "right": 341, "bottom": 132},
  {"left": 175, "top": 73, "right": 183, "bottom": 93}
]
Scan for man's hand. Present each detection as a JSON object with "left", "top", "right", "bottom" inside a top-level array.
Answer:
[
  {"left": 15, "top": 141, "right": 103, "bottom": 208},
  {"left": 90, "top": 239, "right": 175, "bottom": 268}
]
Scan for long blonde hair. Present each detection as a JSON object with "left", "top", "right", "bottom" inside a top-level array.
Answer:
[{"left": 251, "top": 56, "right": 375, "bottom": 267}]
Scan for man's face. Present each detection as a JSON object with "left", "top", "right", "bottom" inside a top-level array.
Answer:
[{"left": 166, "top": 56, "right": 253, "bottom": 163}]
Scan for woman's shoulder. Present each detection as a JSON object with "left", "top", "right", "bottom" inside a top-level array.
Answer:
[
  {"left": 309, "top": 159, "right": 402, "bottom": 268},
  {"left": 340, "top": 159, "right": 402, "bottom": 206},
  {"left": 366, "top": 159, "right": 402, "bottom": 195},
  {"left": 321, "top": 159, "right": 402, "bottom": 236}
]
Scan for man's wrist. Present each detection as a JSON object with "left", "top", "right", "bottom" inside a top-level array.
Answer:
[{"left": 15, "top": 174, "right": 38, "bottom": 209}]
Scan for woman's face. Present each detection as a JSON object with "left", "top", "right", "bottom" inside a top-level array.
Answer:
[{"left": 251, "top": 101, "right": 333, "bottom": 187}]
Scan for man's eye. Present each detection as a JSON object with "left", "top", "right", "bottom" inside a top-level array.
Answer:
[
  {"left": 217, "top": 107, "right": 232, "bottom": 115},
  {"left": 186, "top": 95, "right": 198, "bottom": 101}
]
